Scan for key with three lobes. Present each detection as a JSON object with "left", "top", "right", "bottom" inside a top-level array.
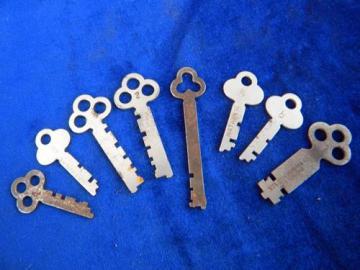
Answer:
[
  {"left": 113, "top": 73, "right": 173, "bottom": 179},
  {"left": 170, "top": 67, "right": 207, "bottom": 209},
  {"left": 219, "top": 71, "right": 264, "bottom": 152},
  {"left": 239, "top": 93, "right": 303, "bottom": 162},
  {"left": 11, "top": 170, "right": 94, "bottom": 218},
  {"left": 258, "top": 122, "right": 352, "bottom": 204},
  {"left": 35, "top": 128, "right": 98, "bottom": 195},
  {"left": 69, "top": 94, "right": 143, "bottom": 193}
]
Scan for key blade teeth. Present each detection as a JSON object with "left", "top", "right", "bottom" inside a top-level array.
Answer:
[
  {"left": 219, "top": 140, "right": 236, "bottom": 152},
  {"left": 257, "top": 177, "right": 283, "bottom": 204},
  {"left": 239, "top": 151, "right": 257, "bottom": 162},
  {"left": 189, "top": 175, "right": 206, "bottom": 209}
]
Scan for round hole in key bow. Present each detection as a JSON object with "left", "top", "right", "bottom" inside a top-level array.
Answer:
[
  {"left": 94, "top": 102, "right": 106, "bottom": 114},
  {"left": 16, "top": 183, "right": 26, "bottom": 193},
  {"left": 315, "top": 129, "right": 327, "bottom": 141},
  {"left": 119, "top": 92, "right": 132, "bottom": 104},
  {"left": 127, "top": 78, "right": 140, "bottom": 90},
  {"left": 30, "top": 175, "right": 40, "bottom": 186},
  {"left": 41, "top": 134, "right": 51, "bottom": 145},
  {"left": 332, "top": 147, "right": 345, "bottom": 160},
  {"left": 78, "top": 100, "right": 91, "bottom": 112},
  {"left": 142, "top": 84, "right": 154, "bottom": 96},
  {"left": 177, "top": 73, "right": 200, "bottom": 93},
  {"left": 23, "top": 196, "right": 33, "bottom": 207},
  {"left": 75, "top": 116, "right": 87, "bottom": 128},
  {"left": 285, "top": 99, "right": 296, "bottom": 109},
  {"left": 241, "top": 76, "right": 252, "bottom": 86},
  {"left": 332, "top": 130, "right": 345, "bottom": 143}
]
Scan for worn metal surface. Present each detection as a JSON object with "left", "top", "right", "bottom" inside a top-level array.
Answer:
[
  {"left": 170, "top": 67, "right": 207, "bottom": 209},
  {"left": 35, "top": 128, "right": 98, "bottom": 195},
  {"left": 69, "top": 94, "right": 143, "bottom": 193},
  {"left": 219, "top": 71, "right": 264, "bottom": 152},
  {"left": 258, "top": 122, "right": 352, "bottom": 204},
  {"left": 11, "top": 170, "right": 94, "bottom": 218},
  {"left": 240, "top": 93, "right": 303, "bottom": 162},
  {"left": 114, "top": 73, "right": 173, "bottom": 178}
]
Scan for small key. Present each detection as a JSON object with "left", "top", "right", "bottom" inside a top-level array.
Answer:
[
  {"left": 219, "top": 71, "right": 264, "bottom": 152},
  {"left": 170, "top": 67, "right": 207, "bottom": 209},
  {"left": 258, "top": 122, "right": 352, "bottom": 204},
  {"left": 11, "top": 170, "right": 94, "bottom": 218},
  {"left": 35, "top": 128, "right": 98, "bottom": 195},
  {"left": 113, "top": 73, "right": 173, "bottom": 179},
  {"left": 239, "top": 93, "right": 303, "bottom": 162},
  {"left": 69, "top": 94, "right": 143, "bottom": 193}
]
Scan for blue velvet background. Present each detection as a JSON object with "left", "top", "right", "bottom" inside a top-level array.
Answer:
[{"left": 0, "top": 1, "right": 359, "bottom": 269}]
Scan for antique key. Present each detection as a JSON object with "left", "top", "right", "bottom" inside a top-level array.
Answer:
[
  {"left": 170, "top": 67, "right": 207, "bottom": 209},
  {"left": 239, "top": 93, "right": 303, "bottom": 162},
  {"left": 258, "top": 122, "right": 352, "bottom": 204},
  {"left": 219, "top": 71, "right": 264, "bottom": 152},
  {"left": 11, "top": 170, "right": 94, "bottom": 218},
  {"left": 69, "top": 94, "right": 143, "bottom": 193},
  {"left": 36, "top": 128, "right": 98, "bottom": 195},
  {"left": 113, "top": 73, "right": 173, "bottom": 178}
]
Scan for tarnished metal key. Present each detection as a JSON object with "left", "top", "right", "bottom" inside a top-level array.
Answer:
[
  {"left": 35, "top": 128, "right": 98, "bottom": 195},
  {"left": 240, "top": 93, "right": 303, "bottom": 162},
  {"left": 113, "top": 73, "right": 173, "bottom": 179},
  {"left": 69, "top": 94, "right": 143, "bottom": 193},
  {"left": 258, "top": 122, "right": 352, "bottom": 204},
  {"left": 170, "top": 67, "right": 207, "bottom": 209},
  {"left": 11, "top": 170, "right": 94, "bottom": 218},
  {"left": 219, "top": 71, "right": 264, "bottom": 152}
]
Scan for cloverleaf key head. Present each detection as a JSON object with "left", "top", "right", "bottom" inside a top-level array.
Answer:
[{"left": 170, "top": 67, "right": 206, "bottom": 100}]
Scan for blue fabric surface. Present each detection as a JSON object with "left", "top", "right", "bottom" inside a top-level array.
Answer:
[{"left": 0, "top": 1, "right": 359, "bottom": 269}]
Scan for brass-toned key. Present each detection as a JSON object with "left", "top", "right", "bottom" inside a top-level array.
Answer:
[
  {"left": 11, "top": 170, "right": 94, "bottom": 218},
  {"left": 170, "top": 67, "right": 207, "bottom": 209}
]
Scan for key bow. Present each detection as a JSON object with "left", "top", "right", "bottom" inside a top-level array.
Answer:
[
  {"left": 308, "top": 122, "right": 352, "bottom": 165},
  {"left": 170, "top": 67, "right": 206, "bottom": 99},
  {"left": 114, "top": 73, "right": 160, "bottom": 110},
  {"left": 69, "top": 94, "right": 112, "bottom": 133},
  {"left": 11, "top": 170, "right": 45, "bottom": 213}
]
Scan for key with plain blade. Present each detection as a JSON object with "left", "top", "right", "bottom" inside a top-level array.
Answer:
[
  {"left": 258, "top": 122, "right": 352, "bottom": 204},
  {"left": 239, "top": 93, "right": 303, "bottom": 162},
  {"left": 35, "top": 128, "right": 98, "bottom": 195},
  {"left": 69, "top": 94, "right": 143, "bottom": 193},
  {"left": 219, "top": 71, "right": 264, "bottom": 152},
  {"left": 170, "top": 67, "right": 207, "bottom": 209},
  {"left": 11, "top": 170, "right": 94, "bottom": 218},
  {"left": 113, "top": 73, "right": 173, "bottom": 178}
]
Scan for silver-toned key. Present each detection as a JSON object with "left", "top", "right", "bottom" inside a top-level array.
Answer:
[
  {"left": 258, "top": 122, "right": 352, "bottom": 204},
  {"left": 68, "top": 94, "right": 143, "bottom": 193},
  {"left": 35, "top": 128, "right": 98, "bottom": 195},
  {"left": 11, "top": 170, "right": 94, "bottom": 218},
  {"left": 239, "top": 93, "right": 303, "bottom": 162},
  {"left": 113, "top": 73, "right": 173, "bottom": 179},
  {"left": 219, "top": 71, "right": 264, "bottom": 152},
  {"left": 170, "top": 67, "right": 207, "bottom": 209}
]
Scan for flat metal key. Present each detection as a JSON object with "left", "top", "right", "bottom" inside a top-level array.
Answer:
[
  {"left": 170, "top": 67, "right": 207, "bottom": 209},
  {"left": 113, "top": 73, "right": 173, "bottom": 178},
  {"left": 239, "top": 93, "right": 303, "bottom": 162},
  {"left": 35, "top": 128, "right": 98, "bottom": 195},
  {"left": 219, "top": 71, "right": 264, "bottom": 152},
  {"left": 11, "top": 170, "right": 94, "bottom": 218},
  {"left": 69, "top": 94, "right": 143, "bottom": 193},
  {"left": 258, "top": 122, "right": 352, "bottom": 204}
]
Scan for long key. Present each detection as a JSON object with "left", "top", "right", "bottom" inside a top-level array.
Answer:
[
  {"left": 113, "top": 73, "right": 173, "bottom": 178},
  {"left": 35, "top": 128, "right": 98, "bottom": 195},
  {"left": 239, "top": 93, "right": 303, "bottom": 162},
  {"left": 170, "top": 67, "right": 207, "bottom": 209},
  {"left": 258, "top": 122, "right": 352, "bottom": 204},
  {"left": 219, "top": 71, "right": 264, "bottom": 152},
  {"left": 69, "top": 94, "right": 143, "bottom": 193},
  {"left": 11, "top": 170, "right": 94, "bottom": 218}
]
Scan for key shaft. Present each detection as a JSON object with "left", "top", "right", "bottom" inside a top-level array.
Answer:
[
  {"left": 91, "top": 120, "right": 143, "bottom": 193},
  {"left": 183, "top": 96, "right": 206, "bottom": 209},
  {"left": 135, "top": 105, "right": 173, "bottom": 178},
  {"left": 240, "top": 119, "right": 281, "bottom": 162},
  {"left": 58, "top": 151, "right": 98, "bottom": 196},
  {"left": 219, "top": 102, "right": 245, "bottom": 152}
]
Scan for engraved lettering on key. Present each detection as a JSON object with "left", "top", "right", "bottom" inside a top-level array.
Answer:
[
  {"left": 170, "top": 67, "right": 207, "bottom": 209},
  {"left": 219, "top": 71, "right": 264, "bottom": 152},
  {"left": 11, "top": 170, "right": 94, "bottom": 218},
  {"left": 114, "top": 73, "right": 173, "bottom": 179},
  {"left": 239, "top": 93, "right": 303, "bottom": 162},
  {"left": 35, "top": 128, "right": 98, "bottom": 195},
  {"left": 69, "top": 94, "right": 143, "bottom": 193},
  {"left": 258, "top": 122, "right": 352, "bottom": 204}
]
